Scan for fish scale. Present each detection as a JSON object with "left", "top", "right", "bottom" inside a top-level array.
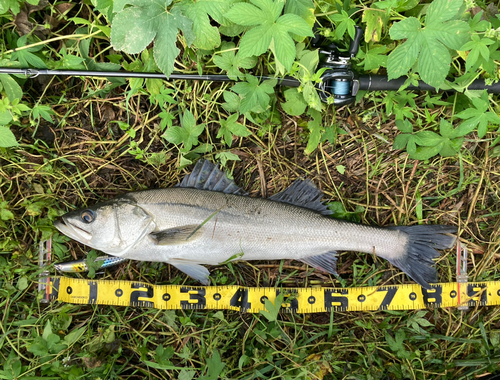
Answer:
[{"left": 55, "top": 160, "right": 457, "bottom": 289}]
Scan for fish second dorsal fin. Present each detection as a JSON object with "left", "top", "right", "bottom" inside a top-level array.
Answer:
[
  {"left": 269, "top": 179, "right": 332, "bottom": 215},
  {"left": 178, "top": 160, "right": 247, "bottom": 195}
]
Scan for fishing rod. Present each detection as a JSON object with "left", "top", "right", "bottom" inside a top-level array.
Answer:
[{"left": 2, "top": 26, "right": 500, "bottom": 105}]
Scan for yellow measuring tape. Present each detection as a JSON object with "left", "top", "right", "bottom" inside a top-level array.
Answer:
[{"left": 44, "top": 276, "right": 496, "bottom": 312}]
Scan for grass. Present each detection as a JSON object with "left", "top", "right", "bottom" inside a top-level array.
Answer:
[{"left": 1, "top": 1, "right": 500, "bottom": 379}]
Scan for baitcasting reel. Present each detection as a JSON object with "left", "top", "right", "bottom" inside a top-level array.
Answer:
[{"left": 314, "top": 25, "right": 363, "bottom": 106}]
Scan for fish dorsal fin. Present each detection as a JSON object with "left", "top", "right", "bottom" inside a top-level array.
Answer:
[
  {"left": 269, "top": 179, "right": 332, "bottom": 216},
  {"left": 179, "top": 160, "right": 247, "bottom": 195}
]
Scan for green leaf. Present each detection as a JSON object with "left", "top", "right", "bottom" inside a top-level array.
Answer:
[
  {"left": 330, "top": 10, "right": 356, "bottom": 40},
  {"left": 411, "top": 144, "right": 444, "bottom": 160},
  {"left": 395, "top": 119, "right": 413, "bottom": 133},
  {"left": 0, "top": 201, "right": 14, "bottom": 221},
  {"left": 460, "top": 34, "right": 494, "bottom": 72},
  {"left": 305, "top": 108, "right": 322, "bottom": 154},
  {"left": 11, "top": 35, "right": 47, "bottom": 69},
  {"left": 231, "top": 75, "right": 276, "bottom": 113},
  {"left": 387, "top": 0, "right": 470, "bottom": 88},
  {"left": 259, "top": 293, "right": 284, "bottom": 322},
  {"left": 455, "top": 91, "right": 500, "bottom": 138},
  {"left": 217, "top": 113, "right": 251, "bottom": 147},
  {"left": 163, "top": 110, "right": 205, "bottom": 151},
  {"left": 0, "top": 0, "right": 22, "bottom": 15},
  {"left": 0, "top": 109, "right": 13, "bottom": 125},
  {"left": 111, "top": 0, "right": 194, "bottom": 77},
  {"left": 358, "top": 46, "right": 387, "bottom": 71},
  {"left": 64, "top": 326, "right": 86, "bottom": 346},
  {"left": 284, "top": 0, "right": 315, "bottom": 27},
  {"left": 222, "top": 91, "right": 240, "bottom": 113},
  {"left": 213, "top": 41, "right": 257, "bottom": 80},
  {"left": 215, "top": 151, "right": 241, "bottom": 166},
  {"left": 79, "top": 38, "right": 121, "bottom": 72},
  {"left": 32, "top": 105, "right": 55, "bottom": 123},
  {"left": 0, "top": 126, "right": 18, "bottom": 148},
  {"left": 0, "top": 75, "right": 23, "bottom": 102},
  {"left": 179, "top": 0, "right": 234, "bottom": 50},
  {"left": 362, "top": 9, "right": 389, "bottom": 43},
  {"left": 284, "top": 0, "right": 315, "bottom": 41},
  {"left": 282, "top": 88, "right": 307, "bottom": 116},
  {"left": 225, "top": 0, "right": 313, "bottom": 72},
  {"left": 199, "top": 349, "right": 226, "bottom": 380}
]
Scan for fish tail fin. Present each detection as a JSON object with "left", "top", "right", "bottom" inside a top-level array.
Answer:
[{"left": 386, "top": 225, "right": 457, "bottom": 289}]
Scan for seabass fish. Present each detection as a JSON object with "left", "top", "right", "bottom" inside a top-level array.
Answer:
[{"left": 55, "top": 160, "right": 456, "bottom": 289}]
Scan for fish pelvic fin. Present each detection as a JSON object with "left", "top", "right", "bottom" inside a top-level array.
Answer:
[
  {"left": 150, "top": 224, "right": 204, "bottom": 245},
  {"left": 386, "top": 225, "right": 457, "bottom": 289},
  {"left": 300, "top": 251, "right": 338, "bottom": 275},
  {"left": 169, "top": 261, "right": 210, "bottom": 285}
]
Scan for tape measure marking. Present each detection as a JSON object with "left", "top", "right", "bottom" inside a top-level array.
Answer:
[{"left": 45, "top": 277, "right": 500, "bottom": 313}]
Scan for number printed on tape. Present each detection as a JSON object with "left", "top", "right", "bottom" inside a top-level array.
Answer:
[{"left": 46, "top": 277, "right": 500, "bottom": 312}]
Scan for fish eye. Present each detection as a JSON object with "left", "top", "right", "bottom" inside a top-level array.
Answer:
[{"left": 81, "top": 210, "right": 95, "bottom": 224}]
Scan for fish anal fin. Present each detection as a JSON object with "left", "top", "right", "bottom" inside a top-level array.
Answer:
[
  {"left": 269, "top": 179, "right": 332, "bottom": 216},
  {"left": 178, "top": 160, "right": 247, "bottom": 195},
  {"left": 300, "top": 251, "right": 338, "bottom": 275},
  {"left": 150, "top": 225, "right": 204, "bottom": 245},
  {"left": 169, "top": 261, "right": 210, "bottom": 285}
]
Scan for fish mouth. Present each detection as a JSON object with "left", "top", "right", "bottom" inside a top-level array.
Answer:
[{"left": 54, "top": 217, "right": 93, "bottom": 243}]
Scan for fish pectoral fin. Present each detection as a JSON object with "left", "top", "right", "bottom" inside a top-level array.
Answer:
[
  {"left": 169, "top": 261, "right": 210, "bottom": 285},
  {"left": 150, "top": 225, "right": 204, "bottom": 245},
  {"left": 300, "top": 251, "right": 338, "bottom": 275}
]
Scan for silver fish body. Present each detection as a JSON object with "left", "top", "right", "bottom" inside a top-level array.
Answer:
[{"left": 55, "top": 161, "right": 456, "bottom": 288}]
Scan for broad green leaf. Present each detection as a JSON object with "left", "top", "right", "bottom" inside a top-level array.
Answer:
[
  {"left": 11, "top": 35, "right": 47, "bottom": 69},
  {"left": 215, "top": 151, "right": 241, "bottom": 166},
  {"left": 0, "top": 109, "right": 13, "bottom": 125},
  {"left": 395, "top": 119, "right": 413, "bottom": 133},
  {"left": 0, "top": 75, "right": 22, "bottom": 102},
  {"left": 414, "top": 130, "right": 442, "bottom": 147},
  {"left": 259, "top": 293, "right": 284, "bottom": 322},
  {"left": 455, "top": 91, "right": 500, "bottom": 138},
  {"left": 163, "top": 110, "right": 205, "bottom": 151},
  {"left": 64, "top": 326, "right": 86, "bottom": 346},
  {"left": 179, "top": 0, "right": 234, "bottom": 50},
  {"left": 284, "top": 0, "right": 315, "bottom": 27},
  {"left": 225, "top": 0, "right": 313, "bottom": 72},
  {"left": 460, "top": 35, "right": 494, "bottom": 71},
  {"left": 0, "top": 0, "right": 22, "bottom": 15},
  {"left": 305, "top": 109, "right": 322, "bottom": 154},
  {"left": 222, "top": 90, "right": 240, "bottom": 113},
  {"left": 80, "top": 38, "right": 121, "bottom": 72},
  {"left": 393, "top": 133, "right": 411, "bottom": 150},
  {"left": 213, "top": 41, "right": 257, "bottom": 80},
  {"left": 32, "top": 105, "right": 55, "bottom": 123},
  {"left": 0, "top": 126, "right": 18, "bottom": 148},
  {"left": 330, "top": 10, "right": 356, "bottom": 40},
  {"left": 199, "top": 349, "right": 226, "bottom": 380},
  {"left": 111, "top": 0, "right": 194, "bottom": 77},
  {"left": 358, "top": 46, "right": 387, "bottom": 71},
  {"left": 411, "top": 144, "right": 444, "bottom": 161},
  {"left": 217, "top": 113, "right": 251, "bottom": 146},
  {"left": 284, "top": 0, "right": 315, "bottom": 41},
  {"left": 387, "top": 0, "right": 470, "bottom": 87},
  {"left": 282, "top": 88, "right": 307, "bottom": 116},
  {"left": 231, "top": 75, "right": 276, "bottom": 113},
  {"left": 362, "top": 9, "right": 389, "bottom": 42}
]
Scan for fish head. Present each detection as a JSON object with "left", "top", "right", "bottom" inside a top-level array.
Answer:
[{"left": 54, "top": 199, "right": 155, "bottom": 256}]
